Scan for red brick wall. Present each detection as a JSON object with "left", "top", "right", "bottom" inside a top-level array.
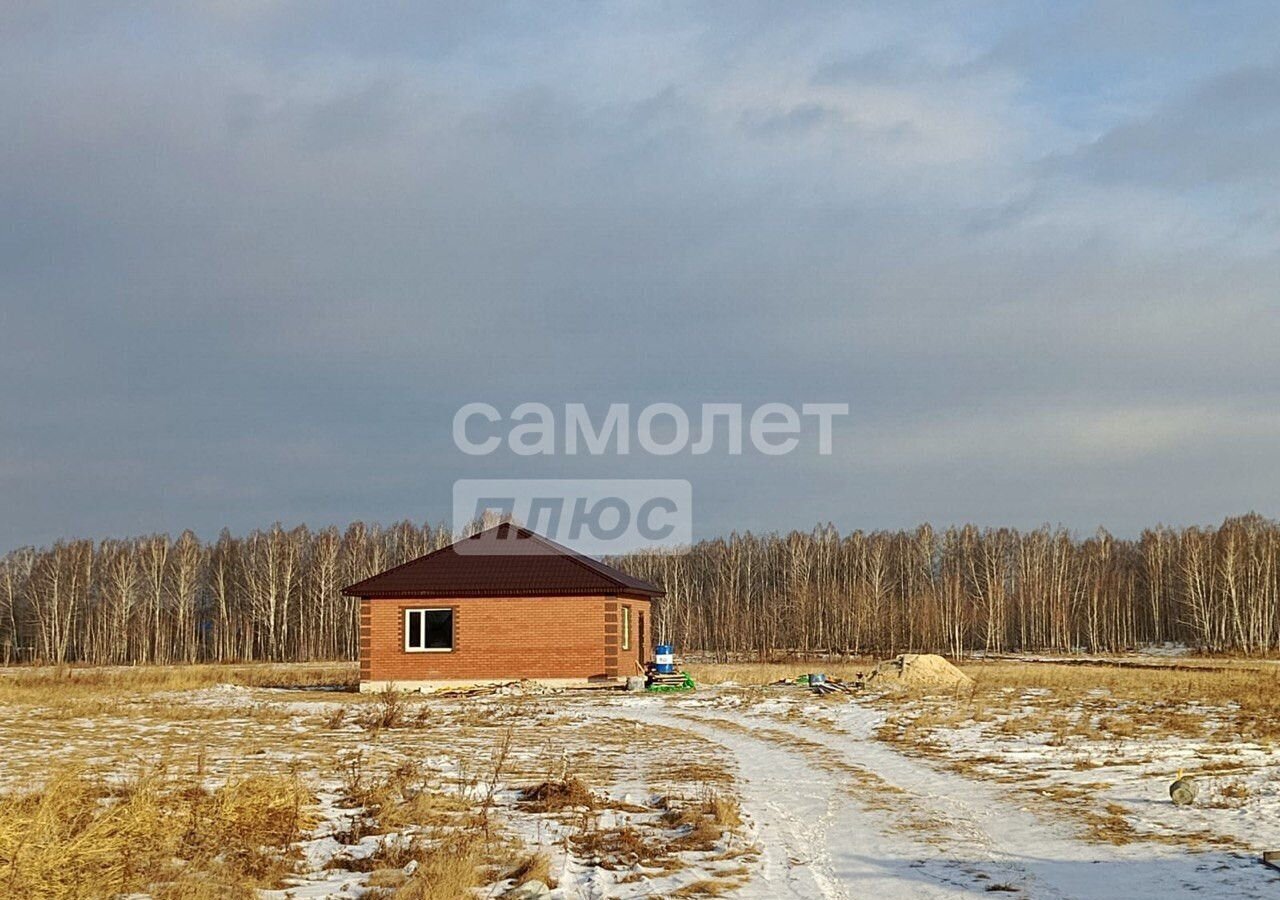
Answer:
[
  {"left": 603, "top": 598, "right": 653, "bottom": 678},
  {"left": 363, "top": 595, "right": 651, "bottom": 683}
]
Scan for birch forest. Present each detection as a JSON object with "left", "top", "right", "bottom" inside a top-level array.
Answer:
[{"left": 2, "top": 514, "right": 1279, "bottom": 664}]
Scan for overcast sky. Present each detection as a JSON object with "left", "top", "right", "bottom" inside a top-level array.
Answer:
[{"left": 4, "top": 1, "right": 1280, "bottom": 550}]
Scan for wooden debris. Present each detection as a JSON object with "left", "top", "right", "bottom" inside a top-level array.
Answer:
[
  {"left": 643, "top": 661, "right": 696, "bottom": 692},
  {"left": 647, "top": 672, "right": 690, "bottom": 686},
  {"left": 770, "top": 673, "right": 864, "bottom": 695},
  {"left": 810, "top": 681, "right": 854, "bottom": 696}
]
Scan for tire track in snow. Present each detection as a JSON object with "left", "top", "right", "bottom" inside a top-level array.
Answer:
[
  {"left": 685, "top": 709, "right": 1052, "bottom": 897},
  {"left": 764, "top": 792, "right": 849, "bottom": 899},
  {"left": 666, "top": 712, "right": 850, "bottom": 899},
  {"left": 602, "top": 696, "right": 1276, "bottom": 898},
  {"left": 673, "top": 709, "right": 1039, "bottom": 897},
  {"left": 740, "top": 701, "right": 1274, "bottom": 900},
  {"left": 601, "top": 704, "right": 979, "bottom": 899}
]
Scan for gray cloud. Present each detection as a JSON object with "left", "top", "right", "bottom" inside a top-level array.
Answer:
[
  {"left": 1059, "top": 64, "right": 1280, "bottom": 187},
  {"left": 3, "top": 3, "right": 1280, "bottom": 549}
]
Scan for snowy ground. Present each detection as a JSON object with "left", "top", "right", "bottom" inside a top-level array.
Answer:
[
  {"left": 606, "top": 687, "right": 1280, "bottom": 899},
  {"left": 5, "top": 666, "right": 1280, "bottom": 898}
]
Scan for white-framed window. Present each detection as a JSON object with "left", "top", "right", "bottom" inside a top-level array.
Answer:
[
  {"left": 404, "top": 608, "right": 454, "bottom": 652},
  {"left": 620, "top": 605, "right": 631, "bottom": 650}
]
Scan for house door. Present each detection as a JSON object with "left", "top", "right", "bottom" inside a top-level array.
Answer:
[{"left": 638, "top": 612, "right": 646, "bottom": 668}]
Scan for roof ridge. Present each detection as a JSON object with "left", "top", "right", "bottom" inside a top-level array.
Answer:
[
  {"left": 342, "top": 523, "right": 530, "bottom": 593},
  {"left": 341, "top": 523, "right": 663, "bottom": 598}
]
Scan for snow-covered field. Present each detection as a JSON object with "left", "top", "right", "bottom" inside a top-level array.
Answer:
[
  {"left": 4, "top": 661, "right": 1280, "bottom": 898},
  {"left": 635, "top": 686, "right": 1280, "bottom": 898}
]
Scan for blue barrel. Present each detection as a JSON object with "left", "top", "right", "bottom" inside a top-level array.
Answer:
[{"left": 655, "top": 644, "right": 675, "bottom": 674}]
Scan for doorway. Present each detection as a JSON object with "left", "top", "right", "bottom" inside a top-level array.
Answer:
[{"left": 638, "top": 612, "right": 646, "bottom": 669}]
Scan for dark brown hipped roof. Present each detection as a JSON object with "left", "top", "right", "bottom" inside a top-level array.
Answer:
[{"left": 342, "top": 523, "right": 665, "bottom": 600}]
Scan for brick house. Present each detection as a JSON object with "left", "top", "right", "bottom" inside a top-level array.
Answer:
[{"left": 343, "top": 524, "right": 664, "bottom": 692}]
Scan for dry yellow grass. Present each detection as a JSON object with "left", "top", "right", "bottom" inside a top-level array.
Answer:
[
  {"left": 505, "top": 851, "right": 555, "bottom": 887},
  {"left": 686, "top": 660, "right": 876, "bottom": 686},
  {"left": 669, "top": 878, "right": 740, "bottom": 897},
  {"left": 963, "top": 659, "right": 1275, "bottom": 700},
  {"left": 359, "top": 831, "right": 486, "bottom": 900},
  {"left": 658, "top": 759, "right": 736, "bottom": 786},
  {"left": 703, "top": 790, "right": 742, "bottom": 828},
  {"left": 959, "top": 661, "right": 1280, "bottom": 742},
  {"left": 571, "top": 824, "right": 672, "bottom": 870},
  {"left": 695, "top": 658, "right": 1280, "bottom": 744},
  {"left": 0, "top": 661, "right": 357, "bottom": 702},
  {"left": 357, "top": 685, "right": 409, "bottom": 730},
  {"left": 0, "top": 763, "right": 315, "bottom": 900},
  {"left": 0, "top": 662, "right": 752, "bottom": 897},
  {"left": 336, "top": 756, "right": 475, "bottom": 840},
  {"left": 875, "top": 660, "right": 1280, "bottom": 751},
  {"left": 688, "top": 655, "right": 1280, "bottom": 705},
  {"left": 518, "top": 776, "right": 595, "bottom": 813}
]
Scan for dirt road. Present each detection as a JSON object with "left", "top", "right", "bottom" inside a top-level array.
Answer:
[{"left": 598, "top": 695, "right": 1276, "bottom": 899}]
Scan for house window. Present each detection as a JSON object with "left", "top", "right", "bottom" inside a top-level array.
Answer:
[
  {"left": 620, "top": 606, "right": 631, "bottom": 650},
  {"left": 404, "top": 608, "right": 453, "bottom": 652}
]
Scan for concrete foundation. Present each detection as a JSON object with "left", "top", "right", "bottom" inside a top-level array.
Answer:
[{"left": 359, "top": 676, "right": 624, "bottom": 694}]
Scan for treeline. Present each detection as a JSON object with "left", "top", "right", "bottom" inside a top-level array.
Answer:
[
  {"left": 0, "top": 523, "right": 456, "bottom": 665},
  {"left": 1, "top": 515, "right": 1278, "bottom": 664},
  {"left": 617, "top": 514, "right": 1280, "bottom": 657}
]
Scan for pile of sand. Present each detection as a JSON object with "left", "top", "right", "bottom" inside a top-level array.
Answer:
[{"left": 869, "top": 653, "right": 973, "bottom": 690}]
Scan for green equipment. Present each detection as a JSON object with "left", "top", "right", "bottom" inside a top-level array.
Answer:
[{"left": 646, "top": 671, "right": 696, "bottom": 693}]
